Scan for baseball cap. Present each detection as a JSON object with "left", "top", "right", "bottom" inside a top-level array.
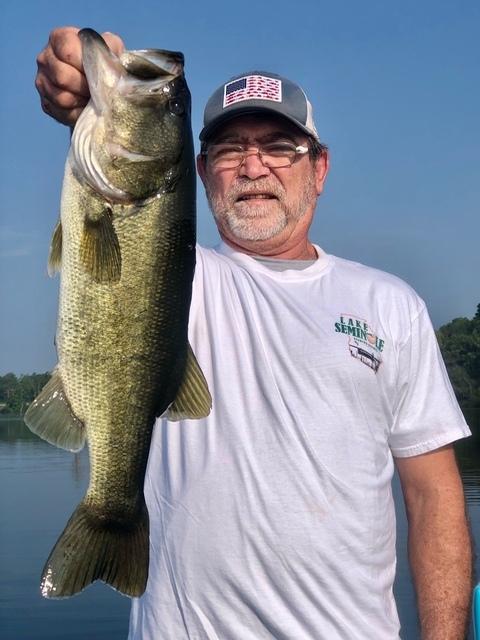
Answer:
[{"left": 199, "top": 71, "right": 320, "bottom": 142}]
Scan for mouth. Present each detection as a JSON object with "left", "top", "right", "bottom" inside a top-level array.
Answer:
[{"left": 236, "top": 192, "right": 277, "bottom": 202}]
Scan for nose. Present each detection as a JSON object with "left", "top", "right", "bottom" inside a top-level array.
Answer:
[{"left": 237, "top": 149, "right": 271, "bottom": 179}]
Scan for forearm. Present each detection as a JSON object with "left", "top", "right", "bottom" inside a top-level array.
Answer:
[{"left": 407, "top": 489, "right": 474, "bottom": 639}]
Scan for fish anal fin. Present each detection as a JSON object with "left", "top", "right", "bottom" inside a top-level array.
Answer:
[
  {"left": 48, "top": 220, "right": 63, "bottom": 276},
  {"left": 79, "top": 206, "right": 121, "bottom": 283},
  {"left": 40, "top": 499, "right": 149, "bottom": 599},
  {"left": 24, "top": 369, "right": 86, "bottom": 452},
  {"left": 163, "top": 344, "right": 212, "bottom": 421}
]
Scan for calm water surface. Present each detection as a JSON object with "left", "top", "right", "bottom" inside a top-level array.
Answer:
[{"left": 1, "top": 411, "right": 479, "bottom": 639}]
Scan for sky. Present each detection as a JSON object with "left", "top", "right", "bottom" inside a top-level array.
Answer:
[{"left": 0, "top": 0, "right": 478, "bottom": 376}]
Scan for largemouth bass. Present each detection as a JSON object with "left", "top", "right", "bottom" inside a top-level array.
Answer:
[{"left": 25, "top": 28, "right": 211, "bottom": 599}]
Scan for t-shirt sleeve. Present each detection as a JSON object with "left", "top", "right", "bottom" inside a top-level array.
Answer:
[{"left": 388, "top": 306, "right": 471, "bottom": 457}]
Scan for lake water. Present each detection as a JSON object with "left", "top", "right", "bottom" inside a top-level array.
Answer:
[{"left": 1, "top": 411, "right": 479, "bottom": 640}]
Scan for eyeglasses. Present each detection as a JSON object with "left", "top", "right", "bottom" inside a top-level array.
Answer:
[{"left": 203, "top": 141, "right": 310, "bottom": 169}]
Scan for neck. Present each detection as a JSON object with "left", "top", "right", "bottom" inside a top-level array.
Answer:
[{"left": 220, "top": 234, "right": 318, "bottom": 260}]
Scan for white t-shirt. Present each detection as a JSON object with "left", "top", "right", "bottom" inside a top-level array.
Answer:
[{"left": 128, "top": 243, "right": 470, "bottom": 640}]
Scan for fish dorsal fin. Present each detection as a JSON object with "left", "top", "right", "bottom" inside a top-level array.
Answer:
[
  {"left": 24, "top": 368, "right": 86, "bottom": 452},
  {"left": 80, "top": 205, "right": 121, "bottom": 283},
  {"left": 162, "top": 344, "right": 212, "bottom": 421},
  {"left": 48, "top": 220, "right": 63, "bottom": 276}
]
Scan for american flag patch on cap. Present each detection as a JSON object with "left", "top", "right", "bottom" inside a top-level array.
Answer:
[{"left": 223, "top": 75, "right": 282, "bottom": 108}]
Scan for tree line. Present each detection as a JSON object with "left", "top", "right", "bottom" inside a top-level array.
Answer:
[
  {"left": 436, "top": 304, "right": 480, "bottom": 409},
  {"left": 1, "top": 304, "right": 479, "bottom": 415},
  {"left": 0, "top": 372, "right": 51, "bottom": 415}
]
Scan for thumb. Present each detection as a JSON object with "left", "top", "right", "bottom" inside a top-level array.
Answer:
[{"left": 101, "top": 32, "right": 125, "bottom": 57}]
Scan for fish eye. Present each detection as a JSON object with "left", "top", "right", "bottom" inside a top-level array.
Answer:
[{"left": 168, "top": 98, "right": 185, "bottom": 116}]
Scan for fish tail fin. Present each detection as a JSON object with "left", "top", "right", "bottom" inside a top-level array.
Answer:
[{"left": 40, "top": 499, "right": 149, "bottom": 599}]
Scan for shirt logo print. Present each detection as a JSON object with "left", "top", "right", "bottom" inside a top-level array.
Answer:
[{"left": 334, "top": 314, "right": 385, "bottom": 374}]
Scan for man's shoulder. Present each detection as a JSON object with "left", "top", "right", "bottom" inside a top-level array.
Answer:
[
  {"left": 330, "top": 253, "right": 418, "bottom": 293},
  {"left": 326, "top": 253, "right": 427, "bottom": 323}
]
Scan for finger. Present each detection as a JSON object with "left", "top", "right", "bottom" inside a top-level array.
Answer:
[
  {"left": 101, "top": 32, "right": 125, "bottom": 58},
  {"left": 48, "top": 26, "right": 85, "bottom": 72},
  {"left": 35, "top": 27, "right": 125, "bottom": 127},
  {"left": 37, "top": 28, "right": 125, "bottom": 98},
  {"left": 35, "top": 29, "right": 90, "bottom": 127},
  {"left": 35, "top": 78, "right": 88, "bottom": 127},
  {"left": 48, "top": 27, "right": 125, "bottom": 66},
  {"left": 39, "top": 100, "right": 87, "bottom": 128},
  {"left": 37, "top": 53, "right": 89, "bottom": 104},
  {"left": 35, "top": 70, "right": 89, "bottom": 127}
]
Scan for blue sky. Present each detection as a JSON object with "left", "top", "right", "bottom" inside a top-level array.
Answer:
[{"left": 1, "top": 0, "right": 479, "bottom": 375}]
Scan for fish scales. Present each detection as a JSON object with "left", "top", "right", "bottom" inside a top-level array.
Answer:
[{"left": 25, "top": 28, "right": 211, "bottom": 599}]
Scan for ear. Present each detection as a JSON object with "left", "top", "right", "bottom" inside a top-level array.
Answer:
[
  {"left": 196, "top": 154, "right": 207, "bottom": 185},
  {"left": 315, "top": 149, "right": 330, "bottom": 196}
]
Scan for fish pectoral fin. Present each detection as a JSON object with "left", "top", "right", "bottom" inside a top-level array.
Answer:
[
  {"left": 47, "top": 220, "right": 63, "bottom": 276},
  {"left": 79, "top": 206, "right": 121, "bottom": 283},
  {"left": 162, "top": 343, "right": 212, "bottom": 421},
  {"left": 24, "top": 368, "right": 86, "bottom": 452}
]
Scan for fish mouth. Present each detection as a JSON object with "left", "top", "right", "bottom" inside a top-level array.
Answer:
[
  {"left": 120, "top": 49, "right": 184, "bottom": 80},
  {"left": 78, "top": 28, "right": 184, "bottom": 82},
  {"left": 73, "top": 29, "right": 190, "bottom": 203}
]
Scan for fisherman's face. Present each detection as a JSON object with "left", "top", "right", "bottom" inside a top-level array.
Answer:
[{"left": 197, "top": 114, "right": 329, "bottom": 256}]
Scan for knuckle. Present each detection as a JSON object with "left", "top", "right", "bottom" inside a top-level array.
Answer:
[
  {"left": 34, "top": 75, "right": 45, "bottom": 100},
  {"left": 50, "top": 26, "right": 81, "bottom": 64},
  {"left": 54, "top": 67, "right": 75, "bottom": 92},
  {"left": 36, "top": 50, "right": 47, "bottom": 70}
]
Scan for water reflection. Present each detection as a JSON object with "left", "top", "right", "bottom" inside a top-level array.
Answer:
[
  {"left": 0, "top": 417, "right": 89, "bottom": 486},
  {"left": 456, "top": 410, "right": 480, "bottom": 505},
  {"left": 1, "top": 413, "right": 479, "bottom": 639},
  {"left": 0, "top": 417, "right": 130, "bottom": 640}
]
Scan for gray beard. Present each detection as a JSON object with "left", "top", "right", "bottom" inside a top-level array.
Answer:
[{"left": 205, "top": 174, "right": 317, "bottom": 242}]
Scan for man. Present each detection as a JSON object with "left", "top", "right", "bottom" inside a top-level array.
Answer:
[{"left": 36, "top": 27, "right": 473, "bottom": 640}]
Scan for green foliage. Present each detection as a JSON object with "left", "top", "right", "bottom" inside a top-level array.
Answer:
[
  {"left": 0, "top": 372, "right": 51, "bottom": 415},
  {"left": 436, "top": 306, "right": 480, "bottom": 409}
]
